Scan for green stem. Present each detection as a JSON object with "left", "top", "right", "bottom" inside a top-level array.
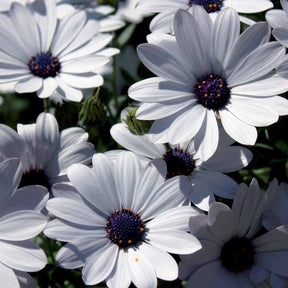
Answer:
[
  {"left": 112, "top": 33, "right": 119, "bottom": 111},
  {"left": 43, "top": 98, "right": 51, "bottom": 113}
]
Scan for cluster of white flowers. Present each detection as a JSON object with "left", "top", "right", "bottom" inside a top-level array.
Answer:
[{"left": 0, "top": 0, "right": 288, "bottom": 287}]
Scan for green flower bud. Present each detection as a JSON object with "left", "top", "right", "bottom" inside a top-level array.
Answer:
[
  {"left": 123, "top": 106, "right": 153, "bottom": 136},
  {"left": 80, "top": 88, "right": 106, "bottom": 127}
]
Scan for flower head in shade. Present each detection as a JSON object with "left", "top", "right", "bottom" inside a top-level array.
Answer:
[
  {"left": 0, "top": 112, "right": 94, "bottom": 192},
  {"left": 56, "top": 0, "right": 126, "bottom": 32},
  {"left": 44, "top": 152, "right": 202, "bottom": 287},
  {"left": 110, "top": 113, "right": 252, "bottom": 211},
  {"left": 179, "top": 179, "right": 288, "bottom": 288},
  {"left": 137, "top": 0, "right": 273, "bottom": 32},
  {"left": 266, "top": 0, "right": 288, "bottom": 81},
  {"left": 128, "top": 7, "right": 288, "bottom": 161},
  {"left": 0, "top": 158, "right": 48, "bottom": 288},
  {"left": 115, "top": 0, "right": 152, "bottom": 24},
  {"left": 0, "top": 0, "right": 119, "bottom": 101}
]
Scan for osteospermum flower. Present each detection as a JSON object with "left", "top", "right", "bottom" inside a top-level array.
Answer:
[
  {"left": 115, "top": 0, "right": 152, "bottom": 24},
  {"left": 110, "top": 115, "right": 252, "bottom": 210},
  {"left": 179, "top": 179, "right": 288, "bottom": 288},
  {"left": 56, "top": 0, "right": 126, "bottom": 32},
  {"left": 0, "top": 158, "right": 48, "bottom": 288},
  {"left": 0, "top": 0, "right": 119, "bottom": 101},
  {"left": 137, "top": 0, "right": 273, "bottom": 32},
  {"left": 128, "top": 7, "right": 288, "bottom": 160},
  {"left": 0, "top": 112, "right": 94, "bottom": 192},
  {"left": 44, "top": 152, "right": 202, "bottom": 287}
]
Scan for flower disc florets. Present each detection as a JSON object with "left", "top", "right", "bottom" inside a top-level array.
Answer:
[
  {"left": 194, "top": 74, "right": 231, "bottom": 110},
  {"left": 163, "top": 147, "right": 195, "bottom": 179},
  {"left": 188, "top": 0, "right": 224, "bottom": 13},
  {"left": 19, "top": 169, "right": 50, "bottom": 189},
  {"left": 106, "top": 209, "right": 146, "bottom": 248},
  {"left": 221, "top": 237, "right": 255, "bottom": 273},
  {"left": 29, "top": 51, "right": 61, "bottom": 79}
]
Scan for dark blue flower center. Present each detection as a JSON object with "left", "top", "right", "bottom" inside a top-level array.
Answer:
[
  {"left": 19, "top": 169, "right": 50, "bottom": 190},
  {"left": 188, "top": 0, "right": 224, "bottom": 13},
  {"left": 28, "top": 51, "right": 61, "bottom": 79},
  {"left": 221, "top": 237, "right": 255, "bottom": 273},
  {"left": 194, "top": 74, "right": 230, "bottom": 110},
  {"left": 163, "top": 147, "right": 195, "bottom": 179},
  {"left": 106, "top": 209, "right": 145, "bottom": 248}
]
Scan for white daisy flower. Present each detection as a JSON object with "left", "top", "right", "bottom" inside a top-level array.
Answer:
[
  {"left": 110, "top": 114, "right": 252, "bottom": 211},
  {"left": 266, "top": 0, "right": 288, "bottom": 81},
  {"left": 0, "top": 0, "right": 119, "bottom": 101},
  {"left": 56, "top": 0, "right": 126, "bottom": 32},
  {"left": 0, "top": 158, "right": 48, "bottom": 288},
  {"left": 115, "top": 0, "right": 152, "bottom": 24},
  {"left": 128, "top": 7, "right": 288, "bottom": 161},
  {"left": 44, "top": 152, "right": 202, "bottom": 287},
  {"left": 0, "top": 112, "right": 95, "bottom": 192},
  {"left": 137, "top": 0, "right": 273, "bottom": 33},
  {"left": 179, "top": 179, "right": 288, "bottom": 288}
]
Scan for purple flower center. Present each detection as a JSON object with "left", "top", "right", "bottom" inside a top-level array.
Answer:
[
  {"left": 194, "top": 74, "right": 230, "bottom": 110},
  {"left": 163, "top": 147, "right": 195, "bottom": 179},
  {"left": 106, "top": 209, "right": 145, "bottom": 248},
  {"left": 221, "top": 237, "right": 255, "bottom": 273},
  {"left": 29, "top": 51, "right": 61, "bottom": 79},
  {"left": 19, "top": 169, "right": 50, "bottom": 189},
  {"left": 188, "top": 0, "right": 224, "bottom": 13}
]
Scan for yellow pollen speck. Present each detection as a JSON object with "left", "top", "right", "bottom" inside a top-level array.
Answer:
[
  {"left": 209, "top": 74, "right": 213, "bottom": 78},
  {"left": 209, "top": 4, "right": 212, "bottom": 7},
  {"left": 116, "top": 209, "right": 120, "bottom": 213},
  {"left": 204, "top": 93, "right": 208, "bottom": 97},
  {"left": 51, "top": 64, "right": 55, "bottom": 68},
  {"left": 219, "top": 85, "right": 223, "bottom": 88},
  {"left": 119, "top": 240, "right": 123, "bottom": 244},
  {"left": 35, "top": 66, "right": 39, "bottom": 70},
  {"left": 135, "top": 258, "right": 139, "bottom": 262},
  {"left": 198, "top": 85, "right": 202, "bottom": 89},
  {"left": 140, "top": 228, "right": 145, "bottom": 232},
  {"left": 128, "top": 240, "right": 132, "bottom": 244},
  {"left": 213, "top": 3, "right": 217, "bottom": 7},
  {"left": 217, "top": 93, "right": 221, "bottom": 97},
  {"left": 202, "top": 81, "right": 206, "bottom": 84}
]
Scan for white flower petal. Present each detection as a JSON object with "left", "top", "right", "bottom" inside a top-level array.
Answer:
[
  {"left": 15, "top": 76, "right": 43, "bottom": 94},
  {"left": 146, "top": 206, "right": 202, "bottom": 232},
  {"left": 10, "top": 2, "right": 40, "bottom": 54},
  {"left": 115, "top": 152, "right": 142, "bottom": 209},
  {"left": 137, "top": 43, "right": 192, "bottom": 85},
  {"left": 59, "top": 73, "right": 103, "bottom": 89},
  {"left": 146, "top": 230, "right": 202, "bottom": 255},
  {"left": 82, "top": 243, "right": 118, "bottom": 286},
  {"left": 168, "top": 104, "right": 206, "bottom": 144},
  {"left": 127, "top": 247, "right": 157, "bottom": 288},
  {"left": 0, "top": 262, "right": 19, "bottom": 288},
  {"left": 228, "top": 42, "right": 285, "bottom": 87},
  {"left": 128, "top": 77, "right": 193, "bottom": 102},
  {"left": 139, "top": 242, "right": 178, "bottom": 281},
  {"left": 0, "top": 158, "right": 22, "bottom": 208},
  {"left": 46, "top": 198, "right": 106, "bottom": 226},
  {"left": 110, "top": 123, "right": 166, "bottom": 159},
  {"left": 0, "top": 211, "right": 47, "bottom": 241},
  {"left": 266, "top": 9, "right": 288, "bottom": 29},
  {"left": 213, "top": 8, "right": 240, "bottom": 65},
  {"left": 36, "top": 77, "right": 58, "bottom": 99},
  {"left": 0, "top": 240, "right": 46, "bottom": 272},
  {"left": 220, "top": 109, "right": 257, "bottom": 145}
]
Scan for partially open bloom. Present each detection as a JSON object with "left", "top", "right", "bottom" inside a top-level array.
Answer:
[
  {"left": 0, "top": 112, "right": 94, "bottom": 192},
  {"left": 137, "top": 0, "right": 273, "bottom": 32},
  {"left": 179, "top": 179, "right": 288, "bottom": 288},
  {"left": 0, "top": 158, "right": 48, "bottom": 288},
  {"left": 129, "top": 7, "right": 288, "bottom": 160},
  {"left": 44, "top": 152, "right": 202, "bottom": 287},
  {"left": 0, "top": 0, "right": 119, "bottom": 101}
]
